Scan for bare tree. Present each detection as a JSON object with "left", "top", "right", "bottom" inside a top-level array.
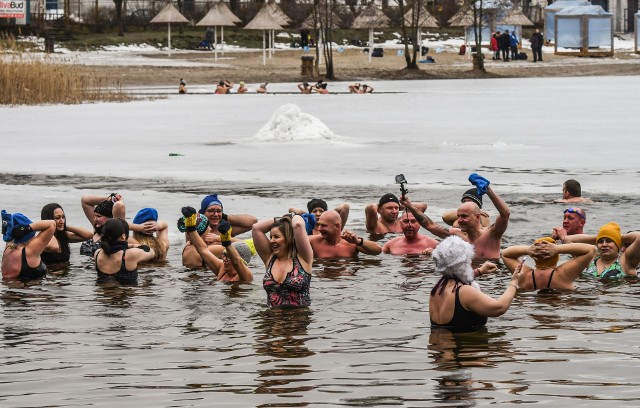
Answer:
[
  {"left": 396, "top": 0, "right": 423, "bottom": 69},
  {"left": 113, "top": 0, "right": 126, "bottom": 36},
  {"left": 312, "top": 0, "right": 336, "bottom": 79}
]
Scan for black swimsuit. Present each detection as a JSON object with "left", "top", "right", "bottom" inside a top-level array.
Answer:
[
  {"left": 18, "top": 247, "right": 48, "bottom": 280},
  {"left": 95, "top": 249, "right": 138, "bottom": 284},
  {"left": 431, "top": 286, "right": 488, "bottom": 330},
  {"left": 41, "top": 234, "right": 71, "bottom": 265},
  {"left": 532, "top": 268, "right": 556, "bottom": 290}
]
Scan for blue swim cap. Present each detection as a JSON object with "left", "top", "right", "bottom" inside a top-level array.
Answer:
[
  {"left": 2, "top": 210, "right": 35, "bottom": 244},
  {"left": 133, "top": 207, "right": 158, "bottom": 224},
  {"left": 199, "top": 194, "right": 223, "bottom": 214}
]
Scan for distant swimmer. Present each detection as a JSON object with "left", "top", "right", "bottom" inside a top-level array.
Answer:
[
  {"left": 442, "top": 189, "right": 490, "bottom": 229},
  {"left": 502, "top": 237, "right": 595, "bottom": 291},
  {"left": 215, "top": 80, "right": 233, "bottom": 94},
  {"left": 181, "top": 206, "right": 253, "bottom": 282},
  {"left": 310, "top": 210, "right": 381, "bottom": 258},
  {"left": 365, "top": 193, "right": 426, "bottom": 236},
  {"left": 348, "top": 83, "right": 374, "bottom": 94},
  {"left": 554, "top": 179, "right": 590, "bottom": 203},
  {"left": 551, "top": 207, "right": 586, "bottom": 243},
  {"left": 401, "top": 173, "right": 510, "bottom": 262},
  {"left": 237, "top": 81, "right": 248, "bottom": 94},
  {"left": 179, "top": 79, "right": 187, "bottom": 94},
  {"left": 382, "top": 211, "right": 439, "bottom": 255},
  {"left": 40, "top": 203, "right": 92, "bottom": 266},
  {"left": 257, "top": 82, "right": 268, "bottom": 94},
  {"left": 2, "top": 210, "right": 55, "bottom": 281},
  {"left": 315, "top": 83, "right": 329, "bottom": 94},
  {"left": 80, "top": 193, "right": 126, "bottom": 256},
  {"left": 289, "top": 198, "right": 350, "bottom": 235},
  {"left": 298, "top": 82, "right": 314, "bottom": 94}
]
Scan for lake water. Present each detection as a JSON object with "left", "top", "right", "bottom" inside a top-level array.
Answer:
[{"left": 1, "top": 76, "right": 640, "bottom": 407}]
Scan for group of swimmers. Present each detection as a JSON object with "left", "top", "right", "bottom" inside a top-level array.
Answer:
[
  {"left": 2, "top": 176, "right": 639, "bottom": 328},
  {"left": 177, "top": 78, "right": 373, "bottom": 94}
]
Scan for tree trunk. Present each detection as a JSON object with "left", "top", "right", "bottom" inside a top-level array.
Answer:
[{"left": 472, "top": 53, "right": 485, "bottom": 72}]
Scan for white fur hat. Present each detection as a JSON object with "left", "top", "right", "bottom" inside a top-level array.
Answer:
[{"left": 432, "top": 236, "right": 479, "bottom": 289}]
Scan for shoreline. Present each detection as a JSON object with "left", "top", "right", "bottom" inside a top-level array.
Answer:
[{"left": 66, "top": 47, "right": 640, "bottom": 87}]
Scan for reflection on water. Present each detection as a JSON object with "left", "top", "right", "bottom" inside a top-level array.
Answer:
[
  {"left": 429, "top": 328, "right": 515, "bottom": 405},
  {"left": 253, "top": 308, "right": 315, "bottom": 396}
]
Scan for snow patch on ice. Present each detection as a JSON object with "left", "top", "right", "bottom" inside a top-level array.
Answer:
[{"left": 254, "top": 104, "right": 341, "bottom": 142}]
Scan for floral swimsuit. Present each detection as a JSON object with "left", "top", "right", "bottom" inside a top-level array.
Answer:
[{"left": 263, "top": 256, "right": 311, "bottom": 307}]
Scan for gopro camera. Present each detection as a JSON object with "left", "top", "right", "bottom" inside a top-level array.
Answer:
[{"left": 395, "top": 174, "right": 408, "bottom": 198}]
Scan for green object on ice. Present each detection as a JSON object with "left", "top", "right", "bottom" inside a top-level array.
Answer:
[{"left": 169, "top": 153, "right": 184, "bottom": 156}]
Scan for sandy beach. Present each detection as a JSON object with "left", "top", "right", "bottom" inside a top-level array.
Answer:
[{"left": 73, "top": 46, "right": 640, "bottom": 87}]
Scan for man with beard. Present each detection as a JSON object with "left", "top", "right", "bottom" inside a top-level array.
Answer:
[
  {"left": 310, "top": 210, "right": 381, "bottom": 258},
  {"left": 382, "top": 211, "right": 439, "bottom": 255},
  {"left": 80, "top": 193, "right": 125, "bottom": 256},
  {"left": 400, "top": 174, "right": 510, "bottom": 261},
  {"left": 365, "top": 193, "right": 427, "bottom": 236}
]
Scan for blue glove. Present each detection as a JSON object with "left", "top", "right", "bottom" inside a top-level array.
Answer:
[
  {"left": 468, "top": 173, "right": 490, "bottom": 196},
  {"left": 302, "top": 213, "right": 316, "bottom": 235}
]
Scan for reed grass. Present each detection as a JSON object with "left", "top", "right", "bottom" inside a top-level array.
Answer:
[{"left": 0, "top": 34, "right": 132, "bottom": 106}]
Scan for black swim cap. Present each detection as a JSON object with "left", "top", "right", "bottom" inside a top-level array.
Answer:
[
  {"left": 307, "top": 198, "right": 328, "bottom": 213},
  {"left": 94, "top": 200, "right": 114, "bottom": 218},
  {"left": 378, "top": 193, "right": 399, "bottom": 208},
  {"left": 461, "top": 188, "right": 483, "bottom": 208}
]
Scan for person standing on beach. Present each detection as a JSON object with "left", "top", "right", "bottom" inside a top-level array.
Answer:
[
  {"left": 500, "top": 30, "right": 511, "bottom": 61},
  {"left": 530, "top": 29, "right": 544, "bottom": 62},
  {"left": 491, "top": 32, "right": 500, "bottom": 60},
  {"left": 509, "top": 31, "right": 519, "bottom": 60},
  {"left": 310, "top": 210, "right": 381, "bottom": 258},
  {"left": 382, "top": 211, "right": 439, "bottom": 255},
  {"left": 365, "top": 193, "right": 427, "bottom": 236},
  {"left": 400, "top": 173, "right": 510, "bottom": 262},
  {"left": 179, "top": 79, "right": 187, "bottom": 94}
]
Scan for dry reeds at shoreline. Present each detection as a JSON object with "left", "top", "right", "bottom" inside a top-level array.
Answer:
[{"left": 0, "top": 35, "right": 132, "bottom": 106}]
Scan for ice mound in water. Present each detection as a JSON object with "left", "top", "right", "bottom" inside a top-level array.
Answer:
[{"left": 255, "top": 104, "right": 340, "bottom": 142}]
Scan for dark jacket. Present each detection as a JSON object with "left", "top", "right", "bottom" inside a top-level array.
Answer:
[
  {"left": 500, "top": 33, "right": 511, "bottom": 50},
  {"left": 530, "top": 32, "right": 543, "bottom": 49}
]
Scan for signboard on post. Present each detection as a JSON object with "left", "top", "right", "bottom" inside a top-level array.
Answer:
[{"left": 1, "top": 0, "right": 29, "bottom": 24}]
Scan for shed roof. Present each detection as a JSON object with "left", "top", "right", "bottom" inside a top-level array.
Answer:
[{"left": 556, "top": 5, "right": 612, "bottom": 16}]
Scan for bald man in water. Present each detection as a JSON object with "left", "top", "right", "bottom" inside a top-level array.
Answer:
[
  {"left": 310, "top": 210, "right": 381, "bottom": 258},
  {"left": 400, "top": 185, "right": 510, "bottom": 260}
]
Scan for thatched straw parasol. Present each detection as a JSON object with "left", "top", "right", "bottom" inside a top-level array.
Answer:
[
  {"left": 196, "top": 4, "right": 237, "bottom": 60},
  {"left": 497, "top": 10, "right": 534, "bottom": 26},
  {"left": 404, "top": 6, "right": 439, "bottom": 49},
  {"left": 352, "top": 4, "right": 390, "bottom": 62},
  {"left": 245, "top": 4, "right": 283, "bottom": 65},
  {"left": 150, "top": 2, "right": 189, "bottom": 56},
  {"left": 447, "top": 10, "right": 475, "bottom": 27},
  {"left": 215, "top": 1, "right": 241, "bottom": 24}
]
